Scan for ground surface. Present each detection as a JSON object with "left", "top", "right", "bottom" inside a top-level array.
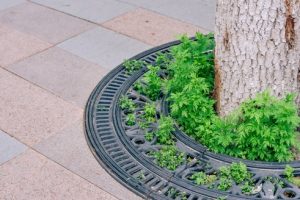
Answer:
[{"left": 0, "top": 1, "right": 215, "bottom": 199}]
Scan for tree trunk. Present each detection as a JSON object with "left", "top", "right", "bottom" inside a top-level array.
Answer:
[{"left": 214, "top": 0, "right": 300, "bottom": 116}]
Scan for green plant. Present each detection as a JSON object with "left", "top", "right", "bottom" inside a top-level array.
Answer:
[
  {"left": 144, "top": 103, "right": 156, "bottom": 122},
  {"left": 284, "top": 165, "right": 300, "bottom": 187},
  {"left": 167, "top": 187, "right": 178, "bottom": 198},
  {"left": 179, "top": 192, "right": 188, "bottom": 200},
  {"left": 119, "top": 96, "right": 135, "bottom": 112},
  {"left": 166, "top": 33, "right": 215, "bottom": 94},
  {"left": 217, "top": 178, "right": 232, "bottom": 191},
  {"left": 123, "top": 59, "right": 145, "bottom": 74},
  {"left": 229, "top": 162, "right": 251, "bottom": 184},
  {"left": 162, "top": 33, "right": 300, "bottom": 162},
  {"left": 138, "top": 121, "right": 149, "bottom": 129},
  {"left": 155, "top": 116, "right": 174, "bottom": 145},
  {"left": 137, "top": 171, "right": 146, "bottom": 180},
  {"left": 145, "top": 132, "right": 154, "bottom": 142},
  {"left": 169, "top": 74, "right": 215, "bottom": 140},
  {"left": 153, "top": 146, "right": 184, "bottom": 171},
  {"left": 212, "top": 91, "right": 300, "bottom": 162},
  {"left": 219, "top": 162, "right": 251, "bottom": 184},
  {"left": 284, "top": 165, "right": 295, "bottom": 182},
  {"left": 126, "top": 113, "right": 136, "bottom": 126},
  {"left": 133, "top": 80, "right": 145, "bottom": 94},
  {"left": 191, "top": 172, "right": 217, "bottom": 185},
  {"left": 241, "top": 181, "right": 254, "bottom": 194},
  {"left": 143, "top": 65, "right": 162, "bottom": 100},
  {"left": 154, "top": 52, "right": 172, "bottom": 69}
]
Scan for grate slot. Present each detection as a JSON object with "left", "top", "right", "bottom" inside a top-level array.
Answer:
[
  {"left": 123, "top": 163, "right": 137, "bottom": 171},
  {"left": 102, "top": 139, "right": 117, "bottom": 146}
]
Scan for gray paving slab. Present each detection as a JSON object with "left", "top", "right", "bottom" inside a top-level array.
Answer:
[
  {"left": 0, "top": 130, "right": 27, "bottom": 165},
  {"left": 0, "top": 2, "right": 94, "bottom": 44},
  {"left": 34, "top": 120, "right": 143, "bottom": 200},
  {"left": 31, "top": 0, "right": 136, "bottom": 23},
  {"left": 0, "top": 0, "right": 25, "bottom": 11},
  {"left": 8, "top": 47, "right": 108, "bottom": 109},
  {"left": 58, "top": 27, "right": 151, "bottom": 70},
  {"left": 0, "top": 68, "right": 82, "bottom": 146},
  {"left": 119, "top": 0, "right": 216, "bottom": 31}
]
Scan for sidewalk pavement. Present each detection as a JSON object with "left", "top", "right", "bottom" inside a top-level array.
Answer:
[{"left": 0, "top": 0, "right": 215, "bottom": 199}]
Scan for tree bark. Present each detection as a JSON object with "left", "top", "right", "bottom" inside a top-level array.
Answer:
[{"left": 215, "top": 0, "right": 300, "bottom": 116}]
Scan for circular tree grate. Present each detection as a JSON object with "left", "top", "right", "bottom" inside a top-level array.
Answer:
[{"left": 85, "top": 40, "right": 300, "bottom": 200}]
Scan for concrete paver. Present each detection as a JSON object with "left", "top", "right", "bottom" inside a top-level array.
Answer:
[
  {"left": 31, "top": 0, "right": 136, "bottom": 23},
  {"left": 0, "top": 130, "right": 27, "bottom": 165},
  {"left": 0, "top": 149, "right": 118, "bottom": 200},
  {"left": 0, "top": 0, "right": 215, "bottom": 199},
  {"left": 0, "top": 2, "right": 94, "bottom": 44},
  {"left": 8, "top": 47, "right": 108, "bottom": 108},
  {"left": 58, "top": 27, "right": 151, "bottom": 69},
  {"left": 0, "top": 24, "right": 50, "bottom": 67},
  {"left": 0, "top": 0, "right": 25, "bottom": 11},
  {"left": 118, "top": 0, "right": 216, "bottom": 31},
  {"left": 103, "top": 8, "right": 207, "bottom": 46},
  {"left": 0, "top": 68, "right": 82, "bottom": 146},
  {"left": 34, "top": 120, "right": 142, "bottom": 200}
]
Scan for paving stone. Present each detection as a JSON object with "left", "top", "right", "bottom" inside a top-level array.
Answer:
[
  {"left": 0, "top": 68, "right": 82, "bottom": 146},
  {"left": 8, "top": 47, "right": 108, "bottom": 108},
  {"left": 31, "top": 0, "right": 136, "bottom": 23},
  {"left": 0, "top": 2, "right": 94, "bottom": 44},
  {"left": 0, "top": 149, "right": 118, "bottom": 200},
  {"left": 119, "top": 0, "right": 216, "bottom": 31},
  {"left": 103, "top": 8, "right": 207, "bottom": 46},
  {"left": 0, "top": 130, "right": 27, "bottom": 165},
  {"left": 0, "top": 0, "right": 25, "bottom": 11},
  {"left": 34, "top": 120, "right": 143, "bottom": 200},
  {"left": 58, "top": 27, "right": 151, "bottom": 70},
  {"left": 0, "top": 24, "right": 50, "bottom": 67}
]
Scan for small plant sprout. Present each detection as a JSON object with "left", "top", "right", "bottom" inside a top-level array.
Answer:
[
  {"left": 167, "top": 187, "right": 177, "bottom": 198},
  {"left": 241, "top": 181, "right": 255, "bottom": 194},
  {"left": 217, "top": 178, "right": 232, "bottom": 191},
  {"left": 284, "top": 165, "right": 295, "bottom": 182},
  {"left": 191, "top": 172, "right": 217, "bottom": 186},
  {"left": 145, "top": 132, "right": 154, "bottom": 142},
  {"left": 119, "top": 95, "right": 135, "bottom": 112},
  {"left": 137, "top": 170, "right": 146, "bottom": 180},
  {"left": 133, "top": 80, "right": 145, "bottom": 94},
  {"left": 284, "top": 165, "right": 300, "bottom": 187},
  {"left": 126, "top": 113, "right": 136, "bottom": 126},
  {"left": 144, "top": 103, "right": 156, "bottom": 122},
  {"left": 153, "top": 146, "right": 184, "bottom": 171},
  {"left": 123, "top": 59, "right": 145, "bottom": 74},
  {"left": 179, "top": 191, "right": 188, "bottom": 200},
  {"left": 155, "top": 116, "right": 175, "bottom": 145},
  {"left": 138, "top": 121, "right": 149, "bottom": 130},
  {"left": 143, "top": 65, "right": 162, "bottom": 100}
]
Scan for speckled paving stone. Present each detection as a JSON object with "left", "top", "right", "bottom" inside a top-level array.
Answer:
[
  {"left": 103, "top": 8, "right": 207, "bottom": 46},
  {"left": 0, "top": 130, "right": 27, "bottom": 165},
  {"left": 0, "top": 149, "right": 118, "bottom": 200},
  {"left": 119, "top": 0, "right": 216, "bottom": 31},
  {"left": 58, "top": 27, "right": 151, "bottom": 69},
  {"left": 34, "top": 120, "right": 142, "bottom": 200},
  {"left": 0, "top": 0, "right": 25, "bottom": 11},
  {"left": 8, "top": 47, "right": 108, "bottom": 108},
  {"left": 31, "top": 0, "right": 136, "bottom": 23},
  {"left": 0, "top": 24, "right": 50, "bottom": 67},
  {"left": 0, "top": 68, "right": 82, "bottom": 146},
  {"left": 0, "top": 2, "right": 93, "bottom": 44}
]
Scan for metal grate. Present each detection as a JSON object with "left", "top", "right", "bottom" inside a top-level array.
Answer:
[{"left": 85, "top": 40, "right": 300, "bottom": 200}]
